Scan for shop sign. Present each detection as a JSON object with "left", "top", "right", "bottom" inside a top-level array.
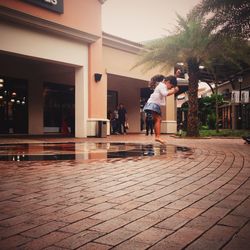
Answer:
[{"left": 22, "top": 0, "right": 64, "bottom": 14}]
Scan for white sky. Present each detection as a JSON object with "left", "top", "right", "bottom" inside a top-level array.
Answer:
[{"left": 102, "top": 0, "right": 201, "bottom": 43}]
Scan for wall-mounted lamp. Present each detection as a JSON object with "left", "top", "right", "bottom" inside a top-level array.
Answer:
[{"left": 94, "top": 73, "right": 102, "bottom": 82}]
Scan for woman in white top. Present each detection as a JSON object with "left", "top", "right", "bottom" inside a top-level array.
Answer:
[{"left": 143, "top": 75, "right": 179, "bottom": 144}]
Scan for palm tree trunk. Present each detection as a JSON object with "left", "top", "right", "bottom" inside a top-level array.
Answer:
[{"left": 187, "top": 58, "right": 200, "bottom": 137}]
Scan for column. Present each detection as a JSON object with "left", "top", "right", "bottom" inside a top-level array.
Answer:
[
  {"left": 161, "top": 95, "right": 177, "bottom": 133},
  {"left": 75, "top": 66, "right": 88, "bottom": 138}
]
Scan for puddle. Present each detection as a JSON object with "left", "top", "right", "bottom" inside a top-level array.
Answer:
[{"left": 0, "top": 142, "right": 191, "bottom": 161}]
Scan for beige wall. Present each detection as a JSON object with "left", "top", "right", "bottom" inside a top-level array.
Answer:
[
  {"left": 0, "top": 0, "right": 102, "bottom": 36},
  {"left": 88, "top": 38, "right": 107, "bottom": 119},
  {"left": 0, "top": 21, "right": 88, "bottom": 66},
  {"left": 103, "top": 46, "right": 159, "bottom": 81}
]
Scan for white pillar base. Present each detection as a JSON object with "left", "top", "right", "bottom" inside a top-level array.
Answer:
[
  {"left": 161, "top": 120, "right": 177, "bottom": 134},
  {"left": 87, "top": 119, "right": 110, "bottom": 137}
]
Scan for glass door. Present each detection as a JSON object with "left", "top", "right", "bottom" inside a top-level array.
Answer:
[{"left": 0, "top": 76, "right": 28, "bottom": 134}]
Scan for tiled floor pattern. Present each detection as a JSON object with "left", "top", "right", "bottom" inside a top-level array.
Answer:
[{"left": 0, "top": 135, "right": 249, "bottom": 249}]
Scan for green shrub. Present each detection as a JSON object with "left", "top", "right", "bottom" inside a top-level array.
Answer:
[
  {"left": 207, "top": 113, "right": 216, "bottom": 129},
  {"left": 199, "top": 129, "right": 250, "bottom": 137}
]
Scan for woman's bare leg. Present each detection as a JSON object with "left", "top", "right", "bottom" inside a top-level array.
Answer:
[{"left": 153, "top": 112, "right": 165, "bottom": 144}]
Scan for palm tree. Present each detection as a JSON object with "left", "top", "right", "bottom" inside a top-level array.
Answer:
[
  {"left": 192, "top": 0, "right": 250, "bottom": 39},
  {"left": 135, "top": 13, "right": 250, "bottom": 137},
  {"left": 135, "top": 14, "right": 213, "bottom": 137}
]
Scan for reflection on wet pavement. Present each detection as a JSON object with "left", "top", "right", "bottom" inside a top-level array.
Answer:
[{"left": 0, "top": 142, "right": 192, "bottom": 161}]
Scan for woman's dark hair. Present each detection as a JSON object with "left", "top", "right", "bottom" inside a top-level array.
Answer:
[
  {"left": 164, "top": 75, "right": 177, "bottom": 86},
  {"left": 148, "top": 74, "right": 165, "bottom": 89}
]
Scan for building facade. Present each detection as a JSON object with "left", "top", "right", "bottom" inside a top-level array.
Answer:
[
  {"left": 0, "top": 0, "right": 178, "bottom": 137},
  {"left": 218, "top": 73, "right": 250, "bottom": 130}
]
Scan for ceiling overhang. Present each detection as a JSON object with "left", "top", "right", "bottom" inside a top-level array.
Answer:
[{"left": 102, "top": 32, "right": 143, "bottom": 54}]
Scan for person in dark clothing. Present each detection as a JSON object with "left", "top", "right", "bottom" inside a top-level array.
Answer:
[
  {"left": 111, "top": 106, "right": 119, "bottom": 134},
  {"left": 118, "top": 103, "right": 127, "bottom": 134},
  {"left": 145, "top": 111, "right": 154, "bottom": 135}
]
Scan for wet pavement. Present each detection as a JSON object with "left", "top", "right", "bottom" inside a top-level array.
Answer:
[
  {"left": 0, "top": 142, "right": 191, "bottom": 161},
  {"left": 0, "top": 134, "right": 249, "bottom": 249}
]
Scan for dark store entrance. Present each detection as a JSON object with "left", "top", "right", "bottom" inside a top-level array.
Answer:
[
  {"left": 44, "top": 82, "right": 75, "bottom": 135},
  {"left": 0, "top": 76, "right": 28, "bottom": 134}
]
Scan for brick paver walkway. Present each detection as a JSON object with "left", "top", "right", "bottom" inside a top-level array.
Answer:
[{"left": 0, "top": 135, "right": 249, "bottom": 249}]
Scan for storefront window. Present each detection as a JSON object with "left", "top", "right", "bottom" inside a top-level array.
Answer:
[
  {"left": 0, "top": 76, "right": 28, "bottom": 134},
  {"left": 43, "top": 82, "right": 74, "bottom": 133}
]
